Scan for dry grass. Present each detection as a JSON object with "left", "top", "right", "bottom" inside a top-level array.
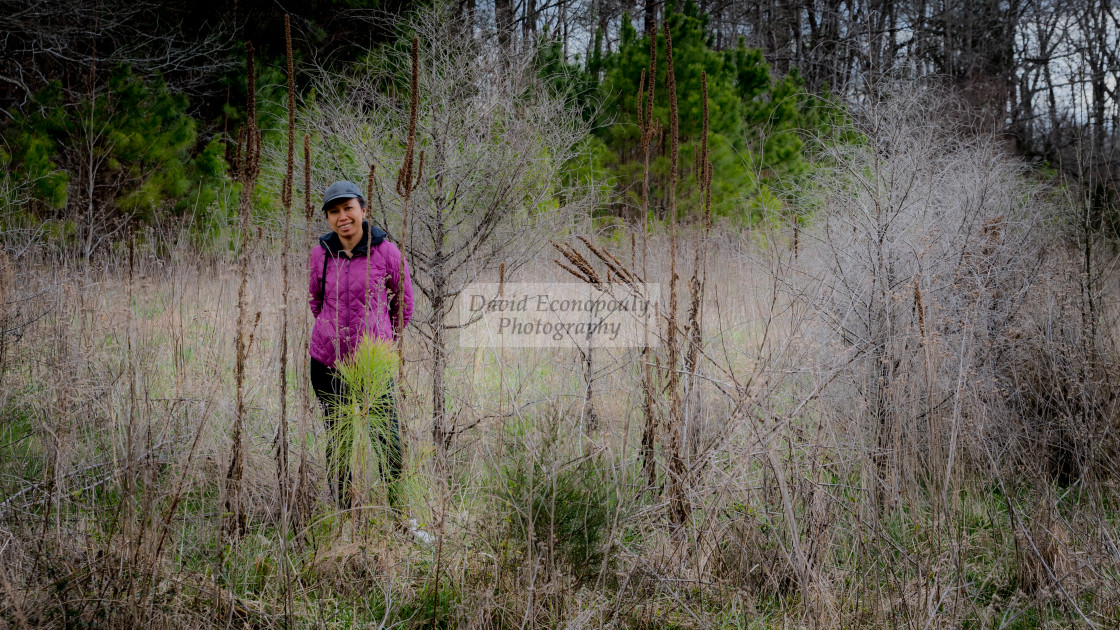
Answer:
[
  {"left": 1, "top": 225, "right": 1116, "bottom": 629},
  {"left": 3, "top": 90, "right": 1120, "bottom": 629}
]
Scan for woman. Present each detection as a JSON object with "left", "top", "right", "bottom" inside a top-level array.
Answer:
[{"left": 308, "top": 180, "right": 414, "bottom": 509}]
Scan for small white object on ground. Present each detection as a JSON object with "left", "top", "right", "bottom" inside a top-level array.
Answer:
[{"left": 409, "top": 519, "right": 435, "bottom": 544}]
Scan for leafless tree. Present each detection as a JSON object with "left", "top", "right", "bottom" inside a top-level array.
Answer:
[
  {"left": 297, "top": 6, "right": 598, "bottom": 454},
  {"left": 0, "top": 0, "right": 235, "bottom": 114},
  {"left": 793, "top": 83, "right": 1060, "bottom": 501},
  {"left": 0, "top": 172, "right": 50, "bottom": 381}
]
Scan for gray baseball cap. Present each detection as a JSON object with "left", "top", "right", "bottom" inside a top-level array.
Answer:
[{"left": 321, "top": 180, "right": 363, "bottom": 212}]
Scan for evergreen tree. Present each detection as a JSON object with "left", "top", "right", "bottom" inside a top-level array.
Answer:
[
  {"left": 589, "top": 1, "right": 823, "bottom": 222},
  {"left": 4, "top": 66, "right": 228, "bottom": 246}
]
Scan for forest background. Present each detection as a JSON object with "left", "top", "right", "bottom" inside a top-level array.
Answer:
[
  {"left": 2, "top": 0, "right": 1120, "bottom": 628},
  {"left": 5, "top": 0, "right": 1116, "bottom": 238}
]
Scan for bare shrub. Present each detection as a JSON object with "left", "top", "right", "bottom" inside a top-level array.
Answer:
[
  {"left": 999, "top": 258, "right": 1120, "bottom": 486},
  {"left": 286, "top": 6, "right": 597, "bottom": 456},
  {"left": 794, "top": 83, "right": 1055, "bottom": 498},
  {"left": 782, "top": 82, "right": 1120, "bottom": 621}
]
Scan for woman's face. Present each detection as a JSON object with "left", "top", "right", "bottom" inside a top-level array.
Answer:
[{"left": 326, "top": 198, "right": 365, "bottom": 241}]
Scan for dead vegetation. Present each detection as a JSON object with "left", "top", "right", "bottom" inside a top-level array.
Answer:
[{"left": 2, "top": 27, "right": 1120, "bottom": 630}]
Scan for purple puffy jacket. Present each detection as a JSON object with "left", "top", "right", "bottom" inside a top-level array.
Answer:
[{"left": 308, "top": 221, "right": 414, "bottom": 368}]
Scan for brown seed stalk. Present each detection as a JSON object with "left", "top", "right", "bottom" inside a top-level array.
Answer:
[
  {"left": 276, "top": 15, "right": 295, "bottom": 532},
  {"left": 663, "top": 16, "right": 689, "bottom": 528},
  {"left": 577, "top": 236, "right": 637, "bottom": 285},
  {"left": 395, "top": 37, "right": 422, "bottom": 375},
  {"left": 603, "top": 244, "right": 643, "bottom": 284},
  {"left": 552, "top": 241, "right": 601, "bottom": 285},
  {"left": 640, "top": 22, "right": 658, "bottom": 489},
  {"left": 554, "top": 259, "right": 591, "bottom": 284},
  {"left": 226, "top": 40, "right": 261, "bottom": 541}
]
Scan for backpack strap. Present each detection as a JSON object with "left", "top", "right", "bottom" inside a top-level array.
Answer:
[{"left": 319, "top": 246, "right": 330, "bottom": 299}]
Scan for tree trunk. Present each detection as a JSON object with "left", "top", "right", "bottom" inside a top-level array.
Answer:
[
  {"left": 496, "top": 0, "right": 514, "bottom": 51},
  {"left": 644, "top": 0, "right": 657, "bottom": 35},
  {"left": 458, "top": 0, "right": 476, "bottom": 31},
  {"left": 562, "top": 0, "right": 569, "bottom": 59},
  {"left": 522, "top": 0, "right": 536, "bottom": 44},
  {"left": 430, "top": 268, "right": 449, "bottom": 454}
]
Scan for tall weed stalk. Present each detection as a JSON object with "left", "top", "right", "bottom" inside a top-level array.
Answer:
[{"left": 225, "top": 41, "right": 260, "bottom": 542}]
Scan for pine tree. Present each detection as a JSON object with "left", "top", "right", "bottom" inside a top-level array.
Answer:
[
  {"left": 5, "top": 65, "right": 228, "bottom": 248},
  {"left": 586, "top": 0, "right": 823, "bottom": 222}
]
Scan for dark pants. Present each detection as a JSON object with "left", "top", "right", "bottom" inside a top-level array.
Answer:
[{"left": 310, "top": 357, "right": 403, "bottom": 510}]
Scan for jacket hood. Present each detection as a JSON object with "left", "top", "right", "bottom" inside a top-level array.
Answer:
[{"left": 319, "top": 221, "right": 387, "bottom": 256}]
